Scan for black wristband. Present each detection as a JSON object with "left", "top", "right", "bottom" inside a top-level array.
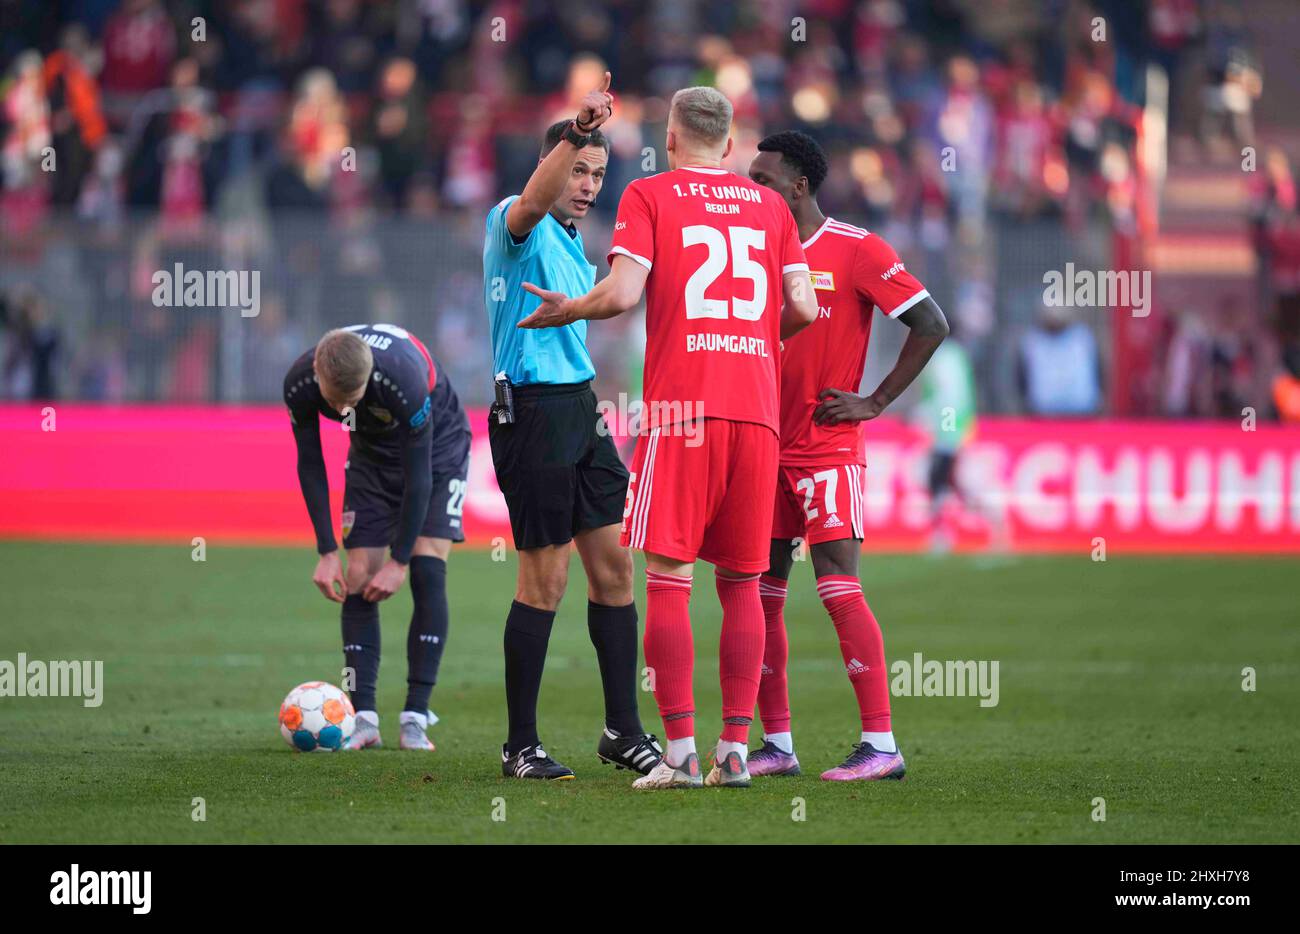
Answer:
[{"left": 564, "top": 120, "right": 592, "bottom": 148}]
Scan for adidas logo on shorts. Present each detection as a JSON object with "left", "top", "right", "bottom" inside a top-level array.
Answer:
[{"left": 824, "top": 513, "right": 843, "bottom": 529}]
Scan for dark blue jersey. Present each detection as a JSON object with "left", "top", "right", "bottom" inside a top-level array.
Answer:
[{"left": 284, "top": 324, "right": 470, "bottom": 563}]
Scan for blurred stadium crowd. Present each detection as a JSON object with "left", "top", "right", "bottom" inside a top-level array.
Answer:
[{"left": 0, "top": 0, "right": 1297, "bottom": 419}]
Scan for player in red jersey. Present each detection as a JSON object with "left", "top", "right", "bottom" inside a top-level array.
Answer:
[
  {"left": 746, "top": 131, "right": 949, "bottom": 782},
  {"left": 518, "top": 87, "right": 819, "bottom": 788}
]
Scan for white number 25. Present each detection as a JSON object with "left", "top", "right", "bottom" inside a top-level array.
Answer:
[{"left": 681, "top": 225, "right": 767, "bottom": 321}]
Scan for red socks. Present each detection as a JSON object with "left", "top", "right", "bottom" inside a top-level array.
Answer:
[
  {"left": 644, "top": 570, "right": 694, "bottom": 740},
  {"left": 715, "top": 573, "right": 765, "bottom": 743},
  {"left": 817, "top": 575, "right": 891, "bottom": 731},
  {"left": 756, "top": 574, "right": 791, "bottom": 734},
  {"left": 644, "top": 570, "right": 770, "bottom": 745}
]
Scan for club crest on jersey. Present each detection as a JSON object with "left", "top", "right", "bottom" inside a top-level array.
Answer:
[{"left": 809, "top": 270, "right": 836, "bottom": 291}]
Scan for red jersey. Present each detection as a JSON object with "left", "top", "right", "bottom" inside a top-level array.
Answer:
[
  {"left": 780, "top": 217, "right": 930, "bottom": 466},
  {"left": 608, "top": 166, "right": 808, "bottom": 434}
]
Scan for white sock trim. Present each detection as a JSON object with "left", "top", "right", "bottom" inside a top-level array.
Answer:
[
  {"left": 666, "top": 736, "right": 697, "bottom": 766},
  {"left": 861, "top": 730, "right": 896, "bottom": 753},
  {"left": 763, "top": 731, "right": 793, "bottom": 754},
  {"left": 399, "top": 710, "right": 428, "bottom": 729},
  {"left": 717, "top": 739, "right": 747, "bottom": 762}
]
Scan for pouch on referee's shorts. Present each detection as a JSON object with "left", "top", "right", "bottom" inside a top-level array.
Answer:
[{"left": 493, "top": 372, "right": 515, "bottom": 425}]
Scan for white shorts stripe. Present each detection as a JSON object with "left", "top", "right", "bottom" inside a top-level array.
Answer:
[
  {"left": 842, "top": 465, "right": 852, "bottom": 538},
  {"left": 850, "top": 465, "right": 865, "bottom": 539},
  {"left": 858, "top": 464, "right": 865, "bottom": 539},
  {"left": 631, "top": 428, "right": 660, "bottom": 548},
  {"left": 630, "top": 431, "right": 647, "bottom": 547}
]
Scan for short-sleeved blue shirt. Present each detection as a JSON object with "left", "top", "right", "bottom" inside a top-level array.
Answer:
[{"left": 482, "top": 195, "right": 597, "bottom": 385}]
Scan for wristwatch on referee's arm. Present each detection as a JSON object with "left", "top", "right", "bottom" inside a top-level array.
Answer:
[{"left": 563, "top": 120, "right": 592, "bottom": 148}]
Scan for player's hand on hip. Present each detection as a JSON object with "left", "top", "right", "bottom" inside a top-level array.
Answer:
[
  {"left": 313, "top": 551, "right": 347, "bottom": 603},
  {"left": 814, "top": 388, "right": 886, "bottom": 425},
  {"left": 362, "top": 558, "right": 407, "bottom": 602},
  {"left": 518, "top": 283, "right": 575, "bottom": 328},
  {"left": 575, "top": 71, "right": 613, "bottom": 131}
]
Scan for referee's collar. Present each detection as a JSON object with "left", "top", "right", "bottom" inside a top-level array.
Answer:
[{"left": 547, "top": 208, "right": 580, "bottom": 240}]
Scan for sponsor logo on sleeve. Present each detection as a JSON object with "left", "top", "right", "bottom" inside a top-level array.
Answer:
[{"left": 409, "top": 396, "right": 432, "bottom": 428}]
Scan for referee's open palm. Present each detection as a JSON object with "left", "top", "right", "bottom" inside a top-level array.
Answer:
[{"left": 518, "top": 283, "right": 574, "bottom": 329}]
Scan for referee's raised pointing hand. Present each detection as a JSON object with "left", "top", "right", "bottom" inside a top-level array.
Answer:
[{"left": 575, "top": 71, "right": 614, "bottom": 132}]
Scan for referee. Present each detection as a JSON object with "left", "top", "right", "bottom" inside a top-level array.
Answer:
[{"left": 482, "top": 71, "right": 662, "bottom": 781}]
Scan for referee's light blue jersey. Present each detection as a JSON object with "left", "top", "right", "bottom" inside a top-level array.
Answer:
[{"left": 483, "top": 195, "right": 597, "bottom": 386}]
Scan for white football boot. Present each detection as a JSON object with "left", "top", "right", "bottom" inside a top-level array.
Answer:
[
  {"left": 398, "top": 710, "right": 435, "bottom": 751},
  {"left": 632, "top": 752, "right": 703, "bottom": 789},
  {"left": 344, "top": 710, "right": 383, "bottom": 750}
]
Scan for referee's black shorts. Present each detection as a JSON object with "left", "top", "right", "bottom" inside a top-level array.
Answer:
[{"left": 489, "top": 381, "right": 629, "bottom": 550}]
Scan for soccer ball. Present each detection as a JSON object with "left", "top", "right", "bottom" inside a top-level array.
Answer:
[{"left": 279, "top": 681, "right": 355, "bottom": 752}]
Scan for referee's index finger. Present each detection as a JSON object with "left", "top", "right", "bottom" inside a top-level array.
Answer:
[
  {"left": 521, "top": 282, "right": 545, "bottom": 297},
  {"left": 598, "top": 71, "right": 611, "bottom": 93}
]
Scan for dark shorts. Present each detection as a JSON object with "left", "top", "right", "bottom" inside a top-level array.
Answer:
[
  {"left": 342, "top": 430, "right": 472, "bottom": 550},
  {"left": 489, "top": 381, "right": 629, "bottom": 550}
]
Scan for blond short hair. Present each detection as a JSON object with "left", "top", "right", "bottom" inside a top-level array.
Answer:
[
  {"left": 669, "top": 86, "right": 733, "bottom": 148},
  {"left": 314, "top": 329, "right": 373, "bottom": 395}
]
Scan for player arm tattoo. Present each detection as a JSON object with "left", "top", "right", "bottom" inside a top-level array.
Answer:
[{"left": 290, "top": 416, "right": 338, "bottom": 555}]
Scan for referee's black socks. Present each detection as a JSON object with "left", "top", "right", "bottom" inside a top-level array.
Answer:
[
  {"left": 504, "top": 600, "right": 556, "bottom": 754},
  {"left": 405, "top": 555, "right": 449, "bottom": 713},
  {"left": 341, "top": 594, "right": 381, "bottom": 712},
  {"left": 588, "top": 600, "right": 645, "bottom": 737}
]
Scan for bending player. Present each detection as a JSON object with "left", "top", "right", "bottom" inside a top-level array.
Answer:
[
  {"left": 284, "top": 324, "right": 471, "bottom": 751},
  {"left": 747, "top": 131, "right": 948, "bottom": 781}
]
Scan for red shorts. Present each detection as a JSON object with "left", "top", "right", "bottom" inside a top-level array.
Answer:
[
  {"left": 620, "top": 418, "right": 778, "bottom": 574},
  {"left": 771, "top": 462, "right": 867, "bottom": 545}
]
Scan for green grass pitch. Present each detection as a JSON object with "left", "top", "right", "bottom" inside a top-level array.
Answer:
[{"left": 1, "top": 541, "right": 1297, "bottom": 844}]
